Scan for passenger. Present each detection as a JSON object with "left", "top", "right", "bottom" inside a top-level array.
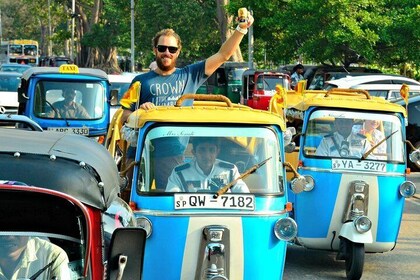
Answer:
[
  {"left": 290, "top": 64, "right": 304, "bottom": 90},
  {"left": 119, "top": 13, "right": 254, "bottom": 197},
  {"left": 48, "top": 88, "right": 90, "bottom": 119},
  {"left": 315, "top": 118, "right": 372, "bottom": 158},
  {"left": 0, "top": 235, "right": 71, "bottom": 280},
  {"left": 166, "top": 138, "right": 249, "bottom": 193},
  {"left": 359, "top": 119, "right": 387, "bottom": 158}
]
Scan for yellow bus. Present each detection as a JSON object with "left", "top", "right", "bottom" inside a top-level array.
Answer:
[{"left": 0, "top": 39, "right": 39, "bottom": 66}]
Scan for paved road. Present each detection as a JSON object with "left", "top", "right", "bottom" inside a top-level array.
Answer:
[{"left": 283, "top": 173, "right": 420, "bottom": 280}]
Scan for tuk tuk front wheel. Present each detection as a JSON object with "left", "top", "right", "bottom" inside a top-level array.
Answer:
[{"left": 344, "top": 239, "right": 365, "bottom": 280}]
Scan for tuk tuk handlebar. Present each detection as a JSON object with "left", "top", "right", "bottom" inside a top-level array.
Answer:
[
  {"left": 175, "top": 94, "right": 233, "bottom": 107},
  {"left": 325, "top": 88, "right": 371, "bottom": 99}
]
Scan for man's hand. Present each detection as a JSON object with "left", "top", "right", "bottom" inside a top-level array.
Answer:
[{"left": 140, "top": 102, "right": 155, "bottom": 110}]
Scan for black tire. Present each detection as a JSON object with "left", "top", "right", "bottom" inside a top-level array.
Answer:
[{"left": 345, "top": 240, "right": 365, "bottom": 280}]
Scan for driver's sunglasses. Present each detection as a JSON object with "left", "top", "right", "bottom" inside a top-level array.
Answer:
[{"left": 156, "top": 45, "right": 178, "bottom": 54}]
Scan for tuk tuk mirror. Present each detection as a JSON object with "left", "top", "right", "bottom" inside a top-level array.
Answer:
[
  {"left": 110, "top": 89, "right": 119, "bottom": 106},
  {"left": 106, "top": 227, "right": 147, "bottom": 280},
  {"left": 409, "top": 149, "right": 420, "bottom": 165}
]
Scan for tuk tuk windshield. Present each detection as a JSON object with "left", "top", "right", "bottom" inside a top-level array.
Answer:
[
  {"left": 137, "top": 126, "right": 283, "bottom": 195},
  {"left": 33, "top": 81, "right": 105, "bottom": 120},
  {"left": 303, "top": 110, "right": 405, "bottom": 162}
]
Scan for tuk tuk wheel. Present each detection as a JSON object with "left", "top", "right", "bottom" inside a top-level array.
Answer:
[{"left": 343, "top": 239, "right": 365, "bottom": 280}]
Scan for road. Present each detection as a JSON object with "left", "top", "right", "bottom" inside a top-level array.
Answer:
[{"left": 283, "top": 173, "right": 420, "bottom": 280}]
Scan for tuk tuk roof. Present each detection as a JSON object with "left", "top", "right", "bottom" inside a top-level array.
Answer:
[
  {"left": 21, "top": 66, "right": 109, "bottom": 81},
  {"left": 242, "top": 69, "right": 289, "bottom": 76},
  {"left": 0, "top": 129, "right": 119, "bottom": 210},
  {"left": 285, "top": 89, "right": 407, "bottom": 117},
  {"left": 126, "top": 94, "right": 286, "bottom": 130}
]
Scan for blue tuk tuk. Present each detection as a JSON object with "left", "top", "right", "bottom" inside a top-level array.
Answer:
[
  {"left": 122, "top": 94, "right": 297, "bottom": 279},
  {"left": 17, "top": 65, "right": 117, "bottom": 140},
  {"left": 282, "top": 88, "right": 418, "bottom": 280}
]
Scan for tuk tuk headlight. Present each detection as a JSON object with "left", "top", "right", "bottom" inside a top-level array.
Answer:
[
  {"left": 274, "top": 217, "right": 297, "bottom": 241},
  {"left": 399, "top": 181, "right": 416, "bottom": 198},
  {"left": 353, "top": 216, "right": 371, "bottom": 233},
  {"left": 136, "top": 216, "right": 152, "bottom": 238},
  {"left": 409, "top": 149, "right": 420, "bottom": 164}
]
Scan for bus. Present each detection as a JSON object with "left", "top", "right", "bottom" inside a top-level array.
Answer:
[{"left": 0, "top": 39, "right": 39, "bottom": 66}]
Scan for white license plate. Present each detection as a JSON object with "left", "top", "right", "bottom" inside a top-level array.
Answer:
[
  {"left": 332, "top": 159, "right": 386, "bottom": 172},
  {"left": 174, "top": 194, "right": 255, "bottom": 210},
  {"left": 48, "top": 127, "right": 89, "bottom": 135}
]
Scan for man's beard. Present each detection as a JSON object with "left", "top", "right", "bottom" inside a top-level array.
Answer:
[{"left": 156, "top": 56, "right": 176, "bottom": 71}]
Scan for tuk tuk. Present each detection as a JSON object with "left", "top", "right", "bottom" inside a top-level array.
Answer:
[
  {"left": 0, "top": 129, "right": 146, "bottom": 279},
  {"left": 17, "top": 65, "right": 117, "bottom": 140},
  {"left": 122, "top": 94, "right": 298, "bottom": 279},
  {"left": 279, "top": 88, "right": 418, "bottom": 280},
  {"left": 242, "top": 69, "right": 290, "bottom": 110},
  {"left": 196, "top": 61, "right": 248, "bottom": 103}
]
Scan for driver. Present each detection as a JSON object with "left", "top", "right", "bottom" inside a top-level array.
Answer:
[
  {"left": 0, "top": 235, "right": 71, "bottom": 280},
  {"left": 165, "top": 137, "right": 249, "bottom": 193},
  {"left": 315, "top": 118, "right": 372, "bottom": 158},
  {"left": 48, "top": 88, "right": 90, "bottom": 119}
]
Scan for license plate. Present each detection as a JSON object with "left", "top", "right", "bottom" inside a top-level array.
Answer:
[
  {"left": 332, "top": 159, "right": 386, "bottom": 172},
  {"left": 47, "top": 127, "right": 89, "bottom": 135},
  {"left": 174, "top": 194, "right": 255, "bottom": 210}
]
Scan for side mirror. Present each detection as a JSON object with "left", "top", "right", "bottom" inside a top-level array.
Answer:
[
  {"left": 409, "top": 149, "right": 420, "bottom": 165},
  {"left": 106, "top": 228, "right": 146, "bottom": 280},
  {"left": 110, "top": 89, "right": 119, "bottom": 106}
]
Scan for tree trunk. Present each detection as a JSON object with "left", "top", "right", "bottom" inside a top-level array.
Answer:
[{"left": 215, "top": 0, "right": 243, "bottom": 62}]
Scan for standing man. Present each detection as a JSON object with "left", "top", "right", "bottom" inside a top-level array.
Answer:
[
  {"left": 118, "top": 11, "right": 254, "bottom": 200},
  {"left": 290, "top": 64, "right": 304, "bottom": 90}
]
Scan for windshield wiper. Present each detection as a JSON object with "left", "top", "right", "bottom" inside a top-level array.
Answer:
[
  {"left": 361, "top": 130, "right": 398, "bottom": 160},
  {"left": 213, "top": 157, "right": 272, "bottom": 198},
  {"left": 29, "top": 255, "right": 58, "bottom": 280}
]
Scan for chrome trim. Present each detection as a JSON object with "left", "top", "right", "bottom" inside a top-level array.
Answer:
[
  {"left": 299, "top": 166, "right": 405, "bottom": 177},
  {"left": 133, "top": 209, "right": 288, "bottom": 217}
]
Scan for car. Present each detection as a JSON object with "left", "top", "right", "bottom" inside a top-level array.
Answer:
[
  {"left": 394, "top": 94, "right": 420, "bottom": 171},
  {"left": 0, "top": 71, "right": 22, "bottom": 114},
  {"left": 324, "top": 74, "right": 420, "bottom": 100},
  {"left": 0, "top": 63, "right": 32, "bottom": 73},
  {"left": 108, "top": 72, "right": 138, "bottom": 120}
]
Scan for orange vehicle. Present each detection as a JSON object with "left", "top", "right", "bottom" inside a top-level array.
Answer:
[{"left": 241, "top": 69, "right": 291, "bottom": 110}]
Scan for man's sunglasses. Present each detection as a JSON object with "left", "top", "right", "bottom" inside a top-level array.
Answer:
[{"left": 156, "top": 45, "right": 178, "bottom": 54}]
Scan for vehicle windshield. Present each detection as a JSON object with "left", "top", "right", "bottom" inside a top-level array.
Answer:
[
  {"left": 303, "top": 110, "right": 405, "bottom": 162},
  {"left": 137, "top": 126, "right": 283, "bottom": 195},
  {"left": 0, "top": 190, "right": 88, "bottom": 280},
  {"left": 33, "top": 81, "right": 105, "bottom": 120},
  {"left": 256, "top": 75, "right": 288, "bottom": 93},
  {"left": 227, "top": 68, "right": 246, "bottom": 82},
  {"left": 0, "top": 75, "right": 21, "bottom": 91}
]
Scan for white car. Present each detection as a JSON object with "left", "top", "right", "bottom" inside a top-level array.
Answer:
[
  {"left": 0, "top": 71, "right": 22, "bottom": 114},
  {"left": 108, "top": 72, "right": 139, "bottom": 120},
  {"left": 324, "top": 74, "right": 420, "bottom": 100}
]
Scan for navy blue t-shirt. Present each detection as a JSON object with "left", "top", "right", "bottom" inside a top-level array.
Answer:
[{"left": 125, "top": 60, "right": 207, "bottom": 111}]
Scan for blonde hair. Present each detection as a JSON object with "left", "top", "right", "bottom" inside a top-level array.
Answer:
[{"left": 152, "top": 29, "right": 182, "bottom": 50}]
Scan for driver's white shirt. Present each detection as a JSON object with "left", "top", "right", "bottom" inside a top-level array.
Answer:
[
  {"left": 0, "top": 237, "right": 71, "bottom": 280},
  {"left": 166, "top": 159, "right": 249, "bottom": 193},
  {"left": 315, "top": 132, "right": 372, "bottom": 158}
]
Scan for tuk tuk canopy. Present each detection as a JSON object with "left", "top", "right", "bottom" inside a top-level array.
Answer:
[{"left": 0, "top": 129, "right": 120, "bottom": 210}]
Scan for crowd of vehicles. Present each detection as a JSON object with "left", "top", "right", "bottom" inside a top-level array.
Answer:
[{"left": 0, "top": 59, "right": 419, "bottom": 279}]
